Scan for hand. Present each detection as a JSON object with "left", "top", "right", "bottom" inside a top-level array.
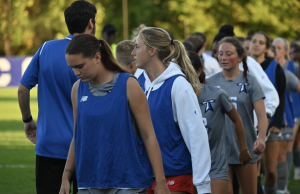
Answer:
[
  {"left": 269, "top": 126, "right": 280, "bottom": 134},
  {"left": 253, "top": 138, "right": 265, "bottom": 155},
  {"left": 154, "top": 180, "right": 170, "bottom": 194},
  {"left": 59, "top": 179, "right": 70, "bottom": 194},
  {"left": 239, "top": 149, "right": 252, "bottom": 166},
  {"left": 24, "top": 120, "right": 37, "bottom": 144}
]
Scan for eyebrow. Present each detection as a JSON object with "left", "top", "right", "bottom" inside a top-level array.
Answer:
[{"left": 71, "top": 63, "right": 84, "bottom": 68}]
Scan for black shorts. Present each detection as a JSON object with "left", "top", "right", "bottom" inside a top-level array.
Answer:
[{"left": 36, "top": 155, "right": 78, "bottom": 194}]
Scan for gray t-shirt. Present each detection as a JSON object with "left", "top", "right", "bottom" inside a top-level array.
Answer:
[
  {"left": 88, "top": 72, "right": 120, "bottom": 96},
  {"left": 281, "top": 60, "right": 300, "bottom": 79},
  {"left": 197, "top": 84, "right": 232, "bottom": 179},
  {"left": 206, "top": 72, "right": 265, "bottom": 164},
  {"left": 285, "top": 70, "right": 300, "bottom": 92}
]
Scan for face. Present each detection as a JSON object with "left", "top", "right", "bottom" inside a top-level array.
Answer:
[
  {"left": 273, "top": 41, "right": 287, "bottom": 61},
  {"left": 218, "top": 42, "right": 242, "bottom": 71},
  {"left": 250, "top": 34, "right": 268, "bottom": 58},
  {"left": 131, "top": 34, "right": 152, "bottom": 70},
  {"left": 66, "top": 53, "right": 101, "bottom": 83},
  {"left": 244, "top": 40, "right": 251, "bottom": 56}
]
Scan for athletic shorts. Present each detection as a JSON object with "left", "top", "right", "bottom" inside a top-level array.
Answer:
[
  {"left": 266, "top": 132, "right": 282, "bottom": 142},
  {"left": 280, "top": 127, "right": 294, "bottom": 142},
  {"left": 36, "top": 155, "right": 78, "bottom": 194},
  {"left": 79, "top": 188, "right": 147, "bottom": 194},
  {"left": 148, "top": 174, "right": 193, "bottom": 194},
  {"left": 295, "top": 118, "right": 300, "bottom": 126},
  {"left": 210, "top": 155, "right": 228, "bottom": 181}
]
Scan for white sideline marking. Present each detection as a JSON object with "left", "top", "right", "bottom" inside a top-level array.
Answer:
[{"left": 0, "top": 165, "right": 35, "bottom": 169}]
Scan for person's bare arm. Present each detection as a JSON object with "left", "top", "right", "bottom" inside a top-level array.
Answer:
[
  {"left": 127, "top": 77, "right": 169, "bottom": 194},
  {"left": 253, "top": 99, "right": 268, "bottom": 154},
  {"left": 18, "top": 83, "right": 36, "bottom": 144},
  {"left": 227, "top": 106, "right": 252, "bottom": 165},
  {"left": 59, "top": 80, "right": 79, "bottom": 194}
]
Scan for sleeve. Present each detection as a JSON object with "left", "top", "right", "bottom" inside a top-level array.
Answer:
[
  {"left": 171, "top": 77, "right": 211, "bottom": 194},
  {"left": 219, "top": 89, "right": 233, "bottom": 113},
  {"left": 20, "top": 44, "right": 45, "bottom": 89},
  {"left": 286, "top": 70, "right": 300, "bottom": 91},
  {"left": 270, "top": 65, "right": 286, "bottom": 129},
  {"left": 293, "top": 62, "right": 300, "bottom": 79},
  {"left": 240, "top": 56, "right": 279, "bottom": 116},
  {"left": 249, "top": 76, "right": 265, "bottom": 104}
]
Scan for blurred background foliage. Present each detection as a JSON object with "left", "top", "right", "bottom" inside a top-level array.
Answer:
[{"left": 0, "top": 0, "right": 300, "bottom": 56}]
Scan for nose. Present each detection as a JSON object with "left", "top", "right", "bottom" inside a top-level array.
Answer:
[
  {"left": 131, "top": 47, "right": 136, "bottom": 56},
  {"left": 73, "top": 68, "right": 80, "bottom": 76}
]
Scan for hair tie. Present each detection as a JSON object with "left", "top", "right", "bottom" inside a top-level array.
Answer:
[{"left": 171, "top": 39, "right": 174, "bottom": 45}]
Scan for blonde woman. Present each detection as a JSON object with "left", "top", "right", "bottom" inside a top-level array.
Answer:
[{"left": 132, "top": 27, "right": 211, "bottom": 194}]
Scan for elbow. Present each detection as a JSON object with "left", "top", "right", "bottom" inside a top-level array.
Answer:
[{"left": 18, "top": 83, "right": 30, "bottom": 97}]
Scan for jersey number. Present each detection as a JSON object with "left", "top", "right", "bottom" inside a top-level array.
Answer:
[{"left": 230, "top": 97, "right": 238, "bottom": 110}]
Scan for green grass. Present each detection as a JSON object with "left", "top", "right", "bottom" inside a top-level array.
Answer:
[
  {"left": 0, "top": 88, "right": 37, "bottom": 194},
  {"left": 0, "top": 88, "right": 300, "bottom": 193}
]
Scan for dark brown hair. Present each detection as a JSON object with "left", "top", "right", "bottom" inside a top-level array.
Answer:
[
  {"left": 66, "top": 34, "right": 129, "bottom": 73},
  {"left": 219, "top": 37, "right": 249, "bottom": 82}
]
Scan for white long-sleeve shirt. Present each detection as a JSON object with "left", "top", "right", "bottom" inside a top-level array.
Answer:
[{"left": 142, "top": 62, "right": 211, "bottom": 194}]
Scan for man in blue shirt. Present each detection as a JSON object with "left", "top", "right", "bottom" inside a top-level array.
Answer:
[{"left": 18, "top": 1, "right": 97, "bottom": 193}]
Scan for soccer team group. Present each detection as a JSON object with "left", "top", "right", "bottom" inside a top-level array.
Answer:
[{"left": 17, "top": 1, "right": 300, "bottom": 194}]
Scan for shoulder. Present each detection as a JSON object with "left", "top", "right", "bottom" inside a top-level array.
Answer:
[
  {"left": 172, "top": 75, "right": 195, "bottom": 100},
  {"left": 206, "top": 72, "right": 221, "bottom": 82}
]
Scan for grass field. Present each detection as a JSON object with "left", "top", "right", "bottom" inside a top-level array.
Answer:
[{"left": 0, "top": 88, "right": 300, "bottom": 193}]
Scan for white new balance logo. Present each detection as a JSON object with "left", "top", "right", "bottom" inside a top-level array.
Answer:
[
  {"left": 167, "top": 180, "right": 175, "bottom": 185},
  {"left": 80, "top": 96, "right": 88, "bottom": 102}
]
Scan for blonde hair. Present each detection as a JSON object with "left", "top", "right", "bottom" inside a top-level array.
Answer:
[
  {"left": 273, "top": 37, "right": 290, "bottom": 60},
  {"left": 139, "top": 27, "right": 201, "bottom": 94}
]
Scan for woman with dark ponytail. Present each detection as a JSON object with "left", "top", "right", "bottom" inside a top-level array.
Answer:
[
  {"left": 188, "top": 51, "right": 251, "bottom": 194},
  {"left": 207, "top": 37, "right": 268, "bottom": 194},
  {"left": 250, "top": 32, "right": 286, "bottom": 194},
  {"left": 59, "top": 34, "right": 169, "bottom": 194}
]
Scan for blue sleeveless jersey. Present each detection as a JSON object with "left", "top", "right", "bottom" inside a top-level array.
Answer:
[
  {"left": 138, "top": 74, "right": 192, "bottom": 176},
  {"left": 287, "top": 61, "right": 300, "bottom": 118},
  {"left": 264, "top": 60, "right": 282, "bottom": 125},
  {"left": 75, "top": 73, "right": 152, "bottom": 188}
]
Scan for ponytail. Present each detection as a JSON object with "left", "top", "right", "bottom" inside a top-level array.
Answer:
[
  {"left": 140, "top": 27, "right": 201, "bottom": 94},
  {"left": 242, "top": 57, "right": 249, "bottom": 83},
  {"left": 165, "top": 40, "right": 201, "bottom": 93},
  {"left": 66, "top": 34, "right": 129, "bottom": 73}
]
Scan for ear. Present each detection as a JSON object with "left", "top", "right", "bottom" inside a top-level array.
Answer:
[
  {"left": 196, "top": 67, "right": 202, "bottom": 77},
  {"left": 87, "top": 19, "right": 94, "bottom": 32},
  {"left": 148, "top": 47, "right": 157, "bottom": 57},
  {"left": 94, "top": 52, "right": 101, "bottom": 63},
  {"left": 239, "top": 55, "right": 243, "bottom": 63}
]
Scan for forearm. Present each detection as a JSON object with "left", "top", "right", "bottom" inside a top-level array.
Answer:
[
  {"left": 257, "top": 115, "right": 268, "bottom": 140},
  {"left": 18, "top": 83, "right": 32, "bottom": 119},
  {"left": 62, "top": 138, "right": 76, "bottom": 181},
  {"left": 234, "top": 119, "right": 248, "bottom": 151},
  {"left": 142, "top": 135, "right": 166, "bottom": 182}
]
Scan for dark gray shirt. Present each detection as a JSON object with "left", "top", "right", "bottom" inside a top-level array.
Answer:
[
  {"left": 197, "top": 84, "right": 232, "bottom": 179},
  {"left": 206, "top": 72, "right": 265, "bottom": 164},
  {"left": 285, "top": 70, "right": 300, "bottom": 92}
]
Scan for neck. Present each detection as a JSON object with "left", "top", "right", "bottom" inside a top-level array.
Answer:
[
  {"left": 278, "top": 57, "right": 286, "bottom": 66},
  {"left": 252, "top": 54, "right": 265, "bottom": 64},
  {"left": 145, "top": 59, "right": 167, "bottom": 82},
  {"left": 90, "top": 66, "right": 114, "bottom": 85},
  {"left": 221, "top": 66, "right": 241, "bottom": 80}
]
